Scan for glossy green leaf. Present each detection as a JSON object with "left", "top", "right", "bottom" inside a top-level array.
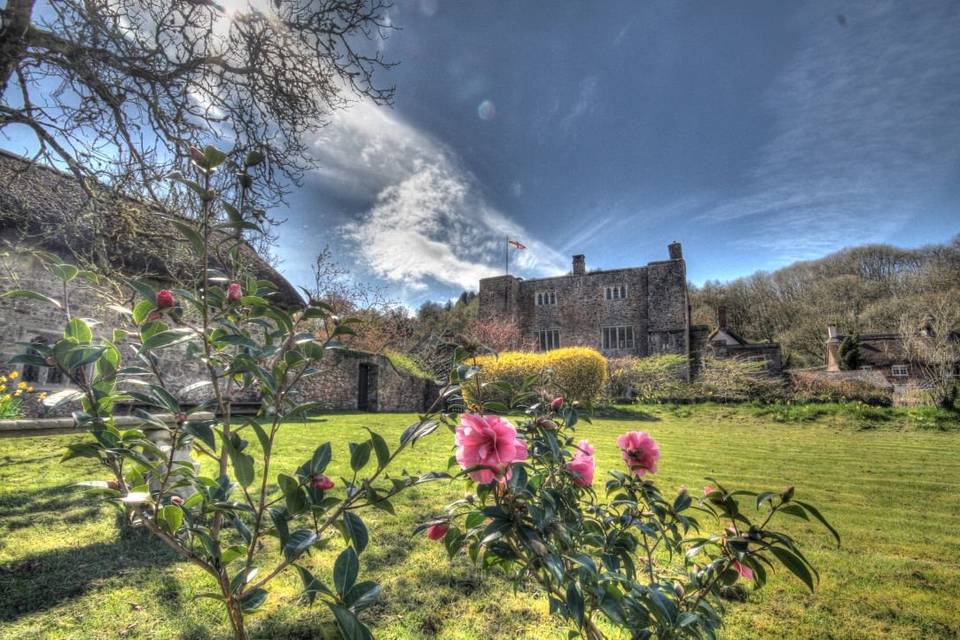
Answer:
[
  {"left": 2, "top": 289, "right": 62, "bottom": 308},
  {"left": 333, "top": 547, "right": 359, "bottom": 596}
]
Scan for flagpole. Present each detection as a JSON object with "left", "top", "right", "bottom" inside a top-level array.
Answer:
[{"left": 505, "top": 234, "right": 509, "bottom": 276}]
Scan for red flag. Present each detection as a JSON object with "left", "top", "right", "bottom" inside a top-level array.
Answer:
[{"left": 508, "top": 239, "right": 526, "bottom": 250}]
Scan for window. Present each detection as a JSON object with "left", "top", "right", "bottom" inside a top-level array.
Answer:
[
  {"left": 21, "top": 336, "right": 48, "bottom": 383},
  {"left": 537, "top": 329, "right": 560, "bottom": 351},
  {"left": 602, "top": 326, "right": 634, "bottom": 350},
  {"left": 891, "top": 364, "right": 909, "bottom": 377},
  {"left": 536, "top": 290, "right": 557, "bottom": 306},
  {"left": 604, "top": 284, "right": 627, "bottom": 301}
]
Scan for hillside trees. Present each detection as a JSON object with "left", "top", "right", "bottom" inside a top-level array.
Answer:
[{"left": 690, "top": 238, "right": 960, "bottom": 367}]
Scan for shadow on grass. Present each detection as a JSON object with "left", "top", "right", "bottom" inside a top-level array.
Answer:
[
  {"left": 0, "top": 528, "right": 180, "bottom": 622},
  {"left": 592, "top": 405, "right": 661, "bottom": 421}
]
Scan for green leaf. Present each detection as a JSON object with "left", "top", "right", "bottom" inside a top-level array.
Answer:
[
  {"left": 240, "top": 588, "right": 268, "bottom": 613},
  {"left": 157, "top": 504, "right": 184, "bottom": 534},
  {"left": 203, "top": 145, "right": 228, "bottom": 168},
  {"left": 63, "top": 345, "right": 106, "bottom": 370},
  {"left": 770, "top": 547, "right": 817, "bottom": 593},
  {"left": 368, "top": 431, "right": 390, "bottom": 470},
  {"left": 333, "top": 547, "right": 359, "bottom": 596},
  {"left": 796, "top": 500, "right": 841, "bottom": 548},
  {"left": 283, "top": 528, "right": 318, "bottom": 561},
  {"left": 278, "top": 474, "right": 307, "bottom": 514},
  {"left": 249, "top": 421, "right": 271, "bottom": 456},
  {"left": 566, "top": 583, "right": 585, "bottom": 628},
  {"left": 2, "top": 289, "right": 62, "bottom": 309},
  {"left": 294, "top": 564, "right": 331, "bottom": 605},
  {"left": 170, "top": 219, "right": 204, "bottom": 255},
  {"left": 342, "top": 512, "right": 369, "bottom": 554},
  {"left": 344, "top": 581, "right": 380, "bottom": 613},
  {"left": 245, "top": 150, "right": 265, "bottom": 167},
  {"left": 49, "top": 263, "right": 79, "bottom": 282},
  {"left": 65, "top": 318, "right": 93, "bottom": 344},
  {"left": 328, "top": 604, "right": 373, "bottom": 640},
  {"left": 132, "top": 300, "right": 156, "bottom": 324},
  {"left": 140, "top": 328, "right": 194, "bottom": 352},
  {"left": 349, "top": 441, "right": 371, "bottom": 472}
]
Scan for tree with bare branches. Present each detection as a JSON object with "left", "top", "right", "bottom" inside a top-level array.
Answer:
[
  {"left": 0, "top": 0, "right": 395, "bottom": 206},
  {"left": 899, "top": 298, "right": 960, "bottom": 409}
]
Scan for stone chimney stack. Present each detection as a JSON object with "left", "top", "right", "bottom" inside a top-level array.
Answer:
[
  {"left": 572, "top": 254, "right": 586, "bottom": 276},
  {"left": 668, "top": 241, "right": 683, "bottom": 260},
  {"left": 825, "top": 325, "right": 842, "bottom": 372},
  {"left": 717, "top": 305, "right": 727, "bottom": 329}
]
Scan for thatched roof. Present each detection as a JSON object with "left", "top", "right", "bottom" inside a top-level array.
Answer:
[{"left": 0, "top": 149, "right": 302, "bottom": 307}]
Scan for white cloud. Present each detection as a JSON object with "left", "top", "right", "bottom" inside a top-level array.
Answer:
[
  {"left": 699, "top": 2, "right": 960, "bottom": 257},
  {"left": 306, "top": 99, "right": 567, "bottom": 293}
]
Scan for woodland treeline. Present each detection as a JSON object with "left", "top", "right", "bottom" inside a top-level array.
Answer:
[
  {"left": 689, "top": 236, "right": 960, "bottom": 367},
  {"left": 316, "top": 237, "right": 960, "bottom": 373}
]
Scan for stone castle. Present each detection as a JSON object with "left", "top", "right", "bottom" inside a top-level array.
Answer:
[{"left": 479, "top": 243, "right": 693, "bottom": 366}]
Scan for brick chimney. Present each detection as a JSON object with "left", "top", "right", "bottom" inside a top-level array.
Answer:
[
  {"left": 717, "top": 305, "right": 727, "bottom": 329},
  {"left": 668, "top": 241, "right": 683, "bottom": 260},
  {"left": 825, "top": 325, "right": 842, "bottom": 372},
  {"left": 572, "top": 254, "right": 585, "bottom": 276}
]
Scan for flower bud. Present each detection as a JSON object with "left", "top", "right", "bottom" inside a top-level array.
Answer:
[
  {"left": 45, "top": 355, "right": 56, "bottom": 367},
  {"left": 536, "top": 417, "right": 558, "bottom": 431},
  {"left": 156, "top": 289, "right": 175, "bottom": 310},
  {"left": 464, "top": 493, "right": 475, "bottom": 504},
  {"left": 311, "top": 474, "right": 334, "bottom": 491},
  {"left": 426, "top": 523, "right": 448, "bottom": 540},
  {"left": 227, "top": 282, "right": 243, "bottom": 303},
  {"left": 551, "top": 396, "right": 565, "bottom": 410},
  {"left": 175, "top": 412, "right": 188, "bottom": 425},
  {"left": 529, "top": 539, "right": 548, "bottom": 556},
  {"left": 170, "top": 495, "right": 185, "bottom": 506},
  {"left": 781, "top": 486, "right": 795, "bottom": 502},
  {"left": 107, "top": 480, "right": 120, "bottom": 490},
  {"left": 189, "top": 146, "right": 207, "bottom": 167}
]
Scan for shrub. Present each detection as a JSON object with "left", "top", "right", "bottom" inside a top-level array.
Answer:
[
  {"left": 607, "top": 354, "right": 689, "bottom": 403},
  {"left": 0, "top": 370, "right": 41, "bottom": 418},
  {"left": 462, "top": 347, "right": 608, "bottom": 407},
  {"left": 788, "top": 371, "right": 892, "bottom": 406},
  {"left": 384, "top": 349, "right": 434, "bottom": 380},
  {"left": 420, "top": 391, "right": 840, "bottom": 639},
  {"left": 699, "top": 356, "right": 785, "bottom": 403}
]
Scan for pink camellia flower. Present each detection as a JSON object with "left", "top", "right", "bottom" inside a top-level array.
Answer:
[
  {"left": 455, "top": 413, "right": 529, "bottom": 484},
  {"left": 311, "top": 474, "right": 334, "bottom": 490},
  {"left": 616, "top": 431, "right": 660, "bottom": 477},
  {"left": 227, "top": 282, "right": 243, "bottom": 303},
  {"left": 156, "top": 289, "right": 175, "bottom": 309},
  {"left": 574, "top": 439, "right": 594, "bottom": 458},
  {"left": 551, "top": 396, "right": 565, "bottom": 410},
  {"left": 704, "top": 485, "right": 716, "bottom": 496},
  {"left": 732, "top": 560, "right": 754, "bottom": 581},
  {"left": 567, "top": 448, "right": 595, "bottom": 488},
  {"left": 426, "top": 524, "right": 449, "bottom": 540}
]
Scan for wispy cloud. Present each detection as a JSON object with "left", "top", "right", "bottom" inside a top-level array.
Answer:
[
  {"left": 305, "top": 100, "right": 567, "bottom": 295},
  {"left": 699, "top": 2, "right": 960, "bottom": 258}
]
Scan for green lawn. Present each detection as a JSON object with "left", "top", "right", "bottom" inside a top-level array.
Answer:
[{"left": 1, "top": 405, "right": 958, "bottom": 640}]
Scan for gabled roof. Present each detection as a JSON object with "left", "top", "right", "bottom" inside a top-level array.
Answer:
[{"left": 0, "top": 149, "right": 302, "bottom": 307}]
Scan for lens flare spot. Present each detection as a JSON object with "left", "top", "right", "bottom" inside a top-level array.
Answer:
[{"left": 477, "top": 100, "right": 496, "bottom": 121}]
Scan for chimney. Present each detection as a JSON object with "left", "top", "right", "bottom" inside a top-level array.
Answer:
[
  {"left": 572, "top": 254, "right": 586, "bottom": 276},
  {"left": 717, "top": 305, "right": 727, "bottom": 329},
  {"left": 668, "top": 241, "right": 683, "bottom": 260},
  {"left": 825, "top": 325, "right": 841, "bottom": 372}
]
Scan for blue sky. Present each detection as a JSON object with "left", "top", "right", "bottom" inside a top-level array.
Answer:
[
  {"left": 4, "top": 1, "right": 959, "bottom": 307},
  {"left": 274, "top": 0, "right": 960, "bottom": 307}
]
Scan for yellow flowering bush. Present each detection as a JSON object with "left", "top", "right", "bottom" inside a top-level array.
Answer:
[
  {"left": 462, "top": 347, "right": 608, "bottom": 407},
  {"left": 0, "top": 369, "right": 36, "bottom": 418}
]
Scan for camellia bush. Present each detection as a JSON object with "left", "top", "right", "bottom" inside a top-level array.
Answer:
[
  {"left": 4, "top": 146, "right": 454, "bottom": 640},
  {"left": 420, "top": 387, "right": 840, "bottom": 639}
]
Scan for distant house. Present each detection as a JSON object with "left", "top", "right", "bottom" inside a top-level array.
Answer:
[
  {"left": 691, "top": 306, "right": 783, "bottom": 376},
  {"left": 824, "top": 324, "right": 959, "bottom": 405}
]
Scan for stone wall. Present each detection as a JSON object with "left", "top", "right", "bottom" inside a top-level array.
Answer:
[
  {"left": 478, "top": 244, "right": 690, "bottom": 372},
  {"left": 288, "top": 350, "right": 432, "bottom": 412}
]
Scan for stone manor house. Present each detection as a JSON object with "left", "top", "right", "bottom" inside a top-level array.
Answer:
[{"left": 478, "top": 243, "right": 783, "bottom": 378}]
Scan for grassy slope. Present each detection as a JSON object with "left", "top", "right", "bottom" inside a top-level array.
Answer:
[{"left": 0, "top": 405, "right": 958, "bottom": 640}]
